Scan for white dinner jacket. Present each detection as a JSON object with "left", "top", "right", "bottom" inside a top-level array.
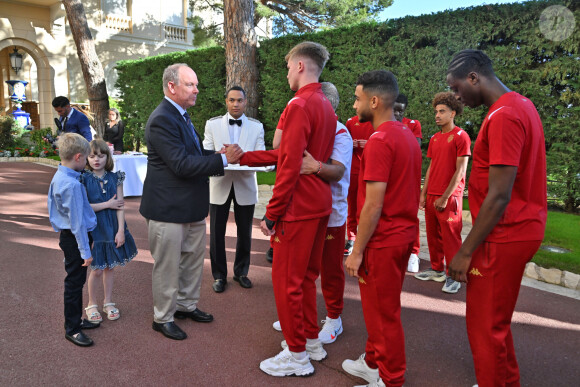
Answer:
[{"left": 203, "top": 113, "right": 265, "bottom": 205}]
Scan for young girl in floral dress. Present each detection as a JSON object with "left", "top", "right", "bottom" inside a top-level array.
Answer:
[{"left": 82, "top": 139, "right": 137, "bottom": 322}]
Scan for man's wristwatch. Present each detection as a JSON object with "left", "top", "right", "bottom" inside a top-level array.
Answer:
[{"left": 262, "top": 216, "right": 275, "bottom": 230}]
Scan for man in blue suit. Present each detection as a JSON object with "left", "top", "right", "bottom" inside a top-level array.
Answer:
[
  {"left": 51, "top": 96, "right": 92, "bottom": 141},
  {"left": 140, "top": 63, "right": 243, "bottom": 341}
]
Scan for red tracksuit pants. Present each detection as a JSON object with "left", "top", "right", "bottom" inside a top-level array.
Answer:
[
  {"left": 424, "top": 194, "right": 463, "bottom": 273},
  {"left": 359, "top": 243, "right": 413, "bottom": 387},
  {"left": 411, "top": 214, "right": 420, "bottom": 255},
  {"left": 321, "top": 223, "right": 346, "bottom": 319},
  {"left": 346, "top": 172, "right": 359, "bottom": 240},
  {"left": 272, "top": 216, "right": 329, "bottom": 353},
  {"left": 467, "top": 240, "right": 541, "bottom": 387}
]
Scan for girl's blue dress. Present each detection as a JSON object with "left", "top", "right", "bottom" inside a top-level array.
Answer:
[{"left": 81, "top": 170, "right": 137, "bottom": 270}]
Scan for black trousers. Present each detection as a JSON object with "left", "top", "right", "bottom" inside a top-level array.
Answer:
[
  {"left": 209, "top": 186, "right": 254, "bottom": 280},
  {"left": 60, "top": 230, "right": 91, "bottom": 336}
]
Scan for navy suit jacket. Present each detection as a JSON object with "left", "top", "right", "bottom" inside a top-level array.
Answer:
[
  {"left": 63, "top": 108, "right": 92, "bottom": 141},
  {"left": 139, "top": 98, "right": 224, "bottom": 223}
]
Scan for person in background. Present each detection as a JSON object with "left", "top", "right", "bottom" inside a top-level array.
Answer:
[
  {"left": 104, "top": 108, "right": 125, "bottom": 154},
  {"left": 414, "top": 92, "right": 470, "bottom": 294},
  {"left": 447, "top": 49, "right": 547, "bottom": 387},
  {"left": 203, "top": 86, "right": 265, "bottom": 293},
  {"left": 344, "top": 115, "right": 374, "bottom": 256},
  {"left": 52, "top": 96, "right": 92, "bottom": 142},
  {"left": 394, "top": 93, "right": 422, "bottom": 273}
]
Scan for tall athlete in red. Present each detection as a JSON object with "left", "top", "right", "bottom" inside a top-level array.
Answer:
[
  {"left": 414, "top": 92, "right": 470, "bottom": 294},
  {"left": 447, "top": 50, "right": 547, "bottom": 387},
  {"left": 394, "top": 93, "right": 423, "bottom": 273},
  {"left": 258, "top": 42, "right": 336, "bottom": 377},
  {"left": 343, "top": 70, "right": 421, "bottom": 387},
  {"left": 344, "top": 116, "right": 374, "bottom": 255}
]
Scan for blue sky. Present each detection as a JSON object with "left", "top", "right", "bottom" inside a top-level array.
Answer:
[{"left": 379, "top": 0, "right": 526, "bottom": 20}]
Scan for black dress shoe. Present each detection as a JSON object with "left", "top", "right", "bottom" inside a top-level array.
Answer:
[
  {"left": 80, "top": 319, "right": 101, "bottom": 330},
  {"left": 65, "top": 331, "right": 93, "bottom": 347},
  {"left": 233, "top": 275, "right": 253, "bottom": 289},
  {"left": 152, "top": 321, "right": 187, "bottom": 340},
  {"left": 266, "top": 247, "right": 273, "bottom": 263},
  {"left": 174, "top": 308, "right": 214, "bottom": 323},
  {"left": 212, "top": 279, "right": 227, "bottom": 293}
]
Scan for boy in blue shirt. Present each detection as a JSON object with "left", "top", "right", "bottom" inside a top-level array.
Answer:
[{"left": 48, "top": 133, "right": 99, "bottom": 346}]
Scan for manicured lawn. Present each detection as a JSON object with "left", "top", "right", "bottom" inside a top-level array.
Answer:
[
  {"left": 257, "top": 171, "right": 276, "bottom": 185},
  {"left": 532, "top": 211, "right": 580, "bottom": 274}
]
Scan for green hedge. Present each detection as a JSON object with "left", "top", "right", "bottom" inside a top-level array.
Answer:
[{"left": 116, "top": 0, "right": 579, "bottom": 210}]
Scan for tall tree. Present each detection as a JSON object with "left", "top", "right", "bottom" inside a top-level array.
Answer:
[
  {"left": 189, "top": 0, "right": 391, "bottom": 118},
  {"left": 62, "top": 0, "right": 109, "bottom": 137},
  {"left": 190, "top": 0, "right": 392, "bottom": 44},
  {"left": 224, "top": 0, "right": 259, "bottom": 118}
]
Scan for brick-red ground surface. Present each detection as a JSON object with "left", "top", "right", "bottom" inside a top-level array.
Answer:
[{"left": 1, "top": 162, "right": 578, "bottom": 386}]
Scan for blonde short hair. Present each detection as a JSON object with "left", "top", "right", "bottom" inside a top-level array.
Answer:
[
  {"left": 56, "top": 133, "right": 90, "bottom": 161},
  {"left": 285, "top": 41, "right": 330, "bottom": 73},
  {"left": 88, "top": 139, "right": 114, "bottom": 171}
]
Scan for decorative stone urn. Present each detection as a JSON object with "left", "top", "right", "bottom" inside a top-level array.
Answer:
[{"left": 5, "top": 80, "right": 31, "bottom": 129}]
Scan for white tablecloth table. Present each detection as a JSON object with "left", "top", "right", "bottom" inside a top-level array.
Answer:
[{"left": 112, "top": 154, "right": 148, "bottom": 197}]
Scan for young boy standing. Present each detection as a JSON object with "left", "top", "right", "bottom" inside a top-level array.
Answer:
[
  {"left": 48, "top": 133, "right": 99, "bottom": 347},
  {"left": 414, "top": 92, "right": 470, "bottom": 294}
]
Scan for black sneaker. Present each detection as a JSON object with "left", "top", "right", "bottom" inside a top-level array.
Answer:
[
  {"left": 344, "top": 240, "right": 354, "bottom": 256},
  {"left": 266, "top": 247, "right": 273, "bottom": 263}
]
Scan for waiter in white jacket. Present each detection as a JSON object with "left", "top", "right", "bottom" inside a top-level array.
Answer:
[{"left": 203, "top": 86, "right": 266, "bottom": 293}]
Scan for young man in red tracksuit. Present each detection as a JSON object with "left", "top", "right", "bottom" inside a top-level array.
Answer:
[
  {"left": 414, "top": 92, "right": 471, "bottom": 294},
  {"left": 394, "top": 93, "right": 423, "bottom": 273},
  {"left": 447, "top": 49, "right": 547, "bottom": 387},
  {"left": 344, "top": 116, "right": 374, "bottom": 255},
  {"left": 256, "top": 41, "right": 336, "bottom": 377},
  {"left": 343, "top": 70, "right": 422, "bottom": 387}
]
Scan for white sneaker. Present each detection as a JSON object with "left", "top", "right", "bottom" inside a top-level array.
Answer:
[
  {"left": 442, "top": 276, "right": 461, "bottom": 294},
  {"left": 407, "top": 253, "right": 419, "bottom": 273},
  {"left": 342, "top": 353, "right": 380, "bottom": 384},
  {"left": 355, "top": 378, "right": 386, "bottom": 387},
  {"left": 281, "top": 338, "right": 327, "bottom": 361},
  {"left": 259, "top": 348, "right": 315, "bottom": 377},
  {"left": 273, "top": 320, "right": 282, "bottom": 332},
  {"left": 318, "top": 316, "right": 343, "bottom": 344}
]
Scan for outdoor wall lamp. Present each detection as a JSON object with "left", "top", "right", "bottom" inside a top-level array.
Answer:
[{"left": 9, "top": 47, "right": 23, "bottom": 75}]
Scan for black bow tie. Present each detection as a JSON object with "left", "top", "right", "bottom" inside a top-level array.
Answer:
[{"left": 229, "top": 118, "right": 242, "bottom": 126}]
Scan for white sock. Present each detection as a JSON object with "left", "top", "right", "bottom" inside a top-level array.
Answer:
[
  {"left": 290, "top": 350, "right": 307, "bottom": 360},
  {"left": 306, "top": 338, "right": 321, "bottom": 346}
]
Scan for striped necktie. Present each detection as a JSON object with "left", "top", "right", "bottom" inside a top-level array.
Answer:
[{"left": 183, "top": 112, "right": 201, "bottom": 151}]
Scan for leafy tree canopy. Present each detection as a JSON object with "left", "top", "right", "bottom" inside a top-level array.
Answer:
[{"left": 189, "top": 0, "right": 392, "bottom": 46}]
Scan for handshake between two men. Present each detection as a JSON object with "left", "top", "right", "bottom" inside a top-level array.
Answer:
[{"left": 220, "top": 143, "right": 244, "bottom": 164}]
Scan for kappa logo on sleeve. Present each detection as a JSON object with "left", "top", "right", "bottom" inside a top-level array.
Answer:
[
  {"left": 469, "top": 268, "right": 483, "bottom": 277},
  {"left": 273, "top": 236, "right": 281, "bottom": 243},
  {"left": 326, "top": 234, "right": 335, "bottom": 240},
  {"left": 358, "top": 277, "right": 367, "bottom": 284}
]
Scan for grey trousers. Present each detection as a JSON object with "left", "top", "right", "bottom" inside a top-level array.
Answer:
[{"left": 147, "top": 219, "right": 206, "bottom": 323}]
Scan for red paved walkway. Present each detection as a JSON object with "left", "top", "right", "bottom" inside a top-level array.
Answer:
[{"left": 1, "top": 162, "right": 579, "bottom": 386}]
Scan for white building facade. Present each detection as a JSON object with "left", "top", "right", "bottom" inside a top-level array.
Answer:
[{"left": 1, "top": 0, "right": 196, "bottom": 129}]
